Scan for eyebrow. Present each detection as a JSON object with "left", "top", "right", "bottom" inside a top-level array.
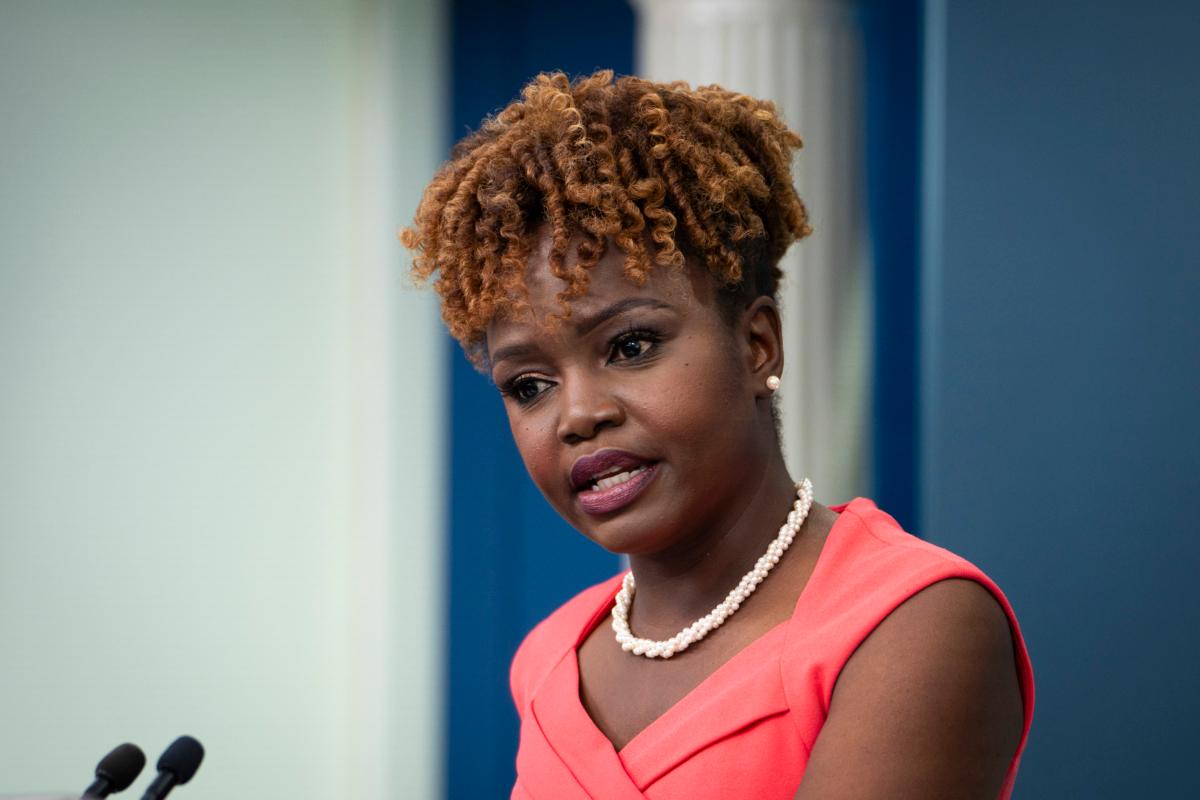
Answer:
[
  {"left": 574, "top": 297, "right": 672, "bottom": 336},
  {"left": 488, "top": 297, "right": 673, "bottom": 368},
  {"left": 488, "top": 342, "right": 538, "bottom": 368}
]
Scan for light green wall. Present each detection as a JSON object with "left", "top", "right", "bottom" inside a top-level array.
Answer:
[{"left": 0, "top": 1, "right": 444, "bottom": 797}]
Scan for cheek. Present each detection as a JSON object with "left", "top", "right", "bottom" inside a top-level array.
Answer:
[
  {"left": 634, "top": 341, "right": 748, "bottom": 436},
  {"left": 507, "top": 408, "right": 562, "bottom": 492}
]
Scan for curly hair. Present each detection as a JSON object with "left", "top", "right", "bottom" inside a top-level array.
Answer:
[{"left": 400, "top": 69, "right": 811, "bottom": 365}]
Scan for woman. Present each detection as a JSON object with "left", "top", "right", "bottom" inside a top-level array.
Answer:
[{"left": 402, "top": 70, "right": 1033, "bottom": 799}]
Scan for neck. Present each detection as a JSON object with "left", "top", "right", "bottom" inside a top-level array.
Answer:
[{"left": 624, "top": 445, "right": 799, "bottom": 637}]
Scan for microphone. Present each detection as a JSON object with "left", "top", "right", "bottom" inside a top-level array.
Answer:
[
  {"left": 139, "top": 736, "right": 204, "bottom": 800},
  {"left": 82, "top": 742, "right": 146, "bottom": 798}
]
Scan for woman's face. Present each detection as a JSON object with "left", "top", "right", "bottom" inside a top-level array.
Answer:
[{"left": 486, "top": 230, "right": 779, "bottom": 556}]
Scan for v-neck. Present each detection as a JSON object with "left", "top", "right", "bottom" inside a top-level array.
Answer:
[{"left": 559, "top": 499, "right": 860, "bottom": 773}]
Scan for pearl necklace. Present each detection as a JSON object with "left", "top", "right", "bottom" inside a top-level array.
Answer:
[{"left": 611, "top": 478, "right": 815, "bottom": 659}]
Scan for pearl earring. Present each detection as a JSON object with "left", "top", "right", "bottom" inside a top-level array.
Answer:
[{"left": 766, "top": 375, "right": 781, "bottom": 392}]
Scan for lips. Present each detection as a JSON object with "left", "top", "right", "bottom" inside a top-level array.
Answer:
[
  {"left": 570, "top": 449, "right": 653, "bottom": 489},
  {"left": 570, "top": 449, "right": 660, "bottom": 516}
]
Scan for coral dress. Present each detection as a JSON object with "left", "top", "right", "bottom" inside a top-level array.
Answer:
[{"left": 509, "top": 498, "right": 1035, "bottom": 799}]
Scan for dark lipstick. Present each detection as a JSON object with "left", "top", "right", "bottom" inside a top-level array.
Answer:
[{"left": 570, "top": 449, "right": 659, "bottom": 516}]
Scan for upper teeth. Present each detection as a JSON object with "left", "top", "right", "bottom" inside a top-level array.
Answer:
[{"left": 593, "top": 466, "right": 647, "bottom": 491}]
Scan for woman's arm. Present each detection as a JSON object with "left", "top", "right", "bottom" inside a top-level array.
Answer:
[{"left": 794, "top": 578, "right": 1025, "bottom": 799}]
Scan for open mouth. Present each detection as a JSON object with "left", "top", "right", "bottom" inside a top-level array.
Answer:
[
  {"left": 570, "top": 450, "right": 660, "bottom": 516},
  {"left": 585, "top": 464, "right": 651, "bottom": 492}
]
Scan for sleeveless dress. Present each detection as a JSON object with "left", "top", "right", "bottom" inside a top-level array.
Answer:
[{"left": 509, "top": 498, "right": 1036, "bottom": 799}]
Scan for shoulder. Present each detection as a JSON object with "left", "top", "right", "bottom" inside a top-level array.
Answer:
[
  {"left": 509, "top": 572, "right": 625, "bottom": 715},
  {"left": 834, "top": 497, "right": 976, "bottom": 570},
  {"left": 790, "top": 499, "right": 1032, "bottom": 797},
  {"left": 851, "top": 577, "right": 1021, "bottom": 694},
  {"left": 827, "top": 500, "right": 1031, "bottom": 680},
  {"left": 787, "top": 500, "right": 1011, "bottom": 652},
  {"left": 845, "top": 578, "right": 1022, "bottom": 725},
  {"left": 797, "top": 578, "right": 1026, "bottom": 797},
  {"left": 801, "top": 498, "right": 1020, "bottom": 633}
]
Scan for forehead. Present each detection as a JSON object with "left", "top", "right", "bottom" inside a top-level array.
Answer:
[{"left": 489, "top": 228, "right": 715, "bottom": 338}]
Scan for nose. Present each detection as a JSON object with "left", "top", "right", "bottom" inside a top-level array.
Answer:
[{"left": 555, "top": 372, "right": 624, "bottom": 444}]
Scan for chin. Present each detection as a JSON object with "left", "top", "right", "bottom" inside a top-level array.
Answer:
[
  {"left": 575, "top": 507, "right": 679, "bottom": 557},
  {"left": 552, "top": 467, "right": 690, "bottom": 555},
  {"left": 582, "top": 526, "right": 646, "bottom": 556}
]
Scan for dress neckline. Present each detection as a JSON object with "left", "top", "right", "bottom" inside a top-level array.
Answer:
[{"left": 566, "top": 498, "right": 869, "bottom": 759}]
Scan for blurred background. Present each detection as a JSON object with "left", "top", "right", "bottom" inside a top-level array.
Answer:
[{"left": 1, "top": 1, "right": 1196, "bottom": 798}]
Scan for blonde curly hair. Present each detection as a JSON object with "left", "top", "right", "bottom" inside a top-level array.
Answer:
[{"left": 400, "top": 69, "right": 811, "bottom": 365}]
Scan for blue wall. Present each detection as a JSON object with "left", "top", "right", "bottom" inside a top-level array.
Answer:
[
  {"left": 444, "top": 2, "right": 633, "bottom": 796},
  {"left": 921, "top": 1, "right": 1200, "bottom": 795},
  {"left": 440, "top": 1, "right": 1200, "bottom": 794}
]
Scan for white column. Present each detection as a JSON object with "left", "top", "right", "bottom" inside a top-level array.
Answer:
[
  {"left": 346, "top": 0, "right": 446, "bottom": 797},
  {"left": 634, "top": 0, "right": 870, "bottom": 503}
]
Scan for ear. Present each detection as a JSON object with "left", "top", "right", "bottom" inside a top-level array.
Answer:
[{"left": 741, "top": 296, "right": 784, "bottom": 397}]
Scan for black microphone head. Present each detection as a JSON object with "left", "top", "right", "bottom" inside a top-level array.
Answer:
[
  {"left": 157, "top": 736, "right": 204, "bottom": 785},
  {"left": 96, "top": 742, "right": 146, "bottom": 791}
]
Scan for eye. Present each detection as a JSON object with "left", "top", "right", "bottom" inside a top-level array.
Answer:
[
  {"left": 502, "top": 375, "right": 553, "bottom": 406},
  {"left": 609, "top": 329, "right": 660, "bottom": 363}
]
